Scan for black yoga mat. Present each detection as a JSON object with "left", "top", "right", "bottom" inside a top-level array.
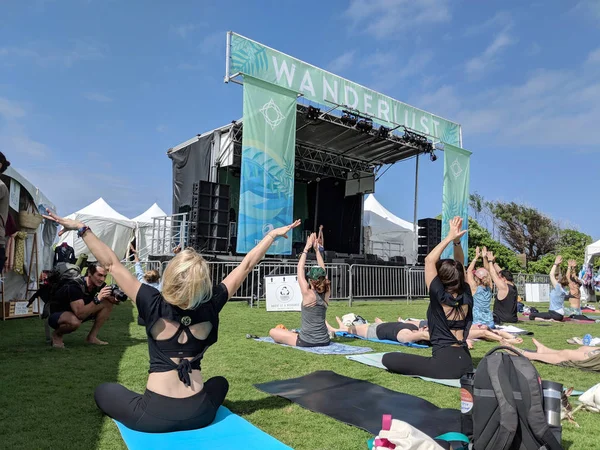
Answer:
[{"left": 254, "top": 370, "right": 460, "bottom": 438}]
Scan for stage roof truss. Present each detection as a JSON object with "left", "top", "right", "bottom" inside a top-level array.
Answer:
[{"left": 222, "top": 104, "right": 433, "bottom": 180}]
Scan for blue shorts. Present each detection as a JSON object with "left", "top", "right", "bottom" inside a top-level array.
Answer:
[{"left": 48, "top": 311, "right": 96, "bottom": 329}]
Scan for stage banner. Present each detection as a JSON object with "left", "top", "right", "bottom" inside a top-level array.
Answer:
[
  {"left": 237, "top": 75, "right": 296, "bottom": 255},
  {"left": 441, "top": 144, "right": 471, "bottom": 264},
  {"left": 227, "top": 32, "right": 461, "bottom": 146}
]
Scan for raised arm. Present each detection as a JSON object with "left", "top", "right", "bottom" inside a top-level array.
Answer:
[
  {"left": 481, "top": 247, "right": 490, "bottom": 272},
  {"left": 313, "top": 233, "right": 326, "bottom": 270},
  {"left": 466, "top": 247, "right": 479, "bottom": 293},
  {"left": 424, "top": 216, "right": 467, "bottom": 289},
  {"left": 297, "top": 234, "right": 314, "bottom": 294},
  {"left": 222, "top": 220, "right": 301, "bottom": 299},
  {"left": 487, "top": 251, "right": 507, "bottom": 294},
  {"left": 318, "top": 225, "right": 324, "bottom": 249},
  {"left": 550, "top": 255, "right": 562, "bottom": 288},
  {"left": 568, "top": 260, "right": 582, "bottom": 286},
  {"left": 44, "top": 210, "right": 141, "bottom": 303}
]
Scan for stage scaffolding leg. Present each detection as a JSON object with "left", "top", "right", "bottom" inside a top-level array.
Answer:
[
  {"left": 313, "top": 180, "right": 320, "bottom": 232},
  {"left": 412, "top": 154, "right": 420, "bottom": 271}
]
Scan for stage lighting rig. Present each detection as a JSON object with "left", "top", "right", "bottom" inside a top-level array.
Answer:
[
  {"left": 306, "top": 105, "right": 321, "bottom": 121},
  {"left": 377, "top": 126, "right": 390, "bottom": 139},
  {"left": 341, "top": 111, "right": 357, "bottom": 126},
  {"left": 356, "top": 119, "right": 373, "bottom": 133},
  {"left": 429, "top": 151, "right": 437, "bottom": 162}
]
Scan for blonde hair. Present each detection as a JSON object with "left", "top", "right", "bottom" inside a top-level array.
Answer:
[
  {"left": 143, "top": 269, "right": 160, "bottom": 284},
  {"left": 161, "top": 248, "right": 212, "bottom": 310}
]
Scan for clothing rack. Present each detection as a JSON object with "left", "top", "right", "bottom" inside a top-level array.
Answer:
[{"left": 1, "top": 232, "right": 40, "bottom": 320}]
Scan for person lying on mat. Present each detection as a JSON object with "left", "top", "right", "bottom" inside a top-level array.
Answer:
[
  {"left": 466, "top": 323, "right": 523, "bottom": 347},
  {"left": 43, "top": 208, "right": 300, "bottom": 433},
  {"left": 326, "top": 316, "right": 430, "bottom": 344},
  {"left": 509, "top": 338, "right": 600, "bottom": 372},
  {"left": 269, "top": 233, "right": 331, "bottom": 348},
  {"left": 382, "top": 216, "right": 474, "bottom": 380},
  {"left": 529, "top": 256, "right": 568, "bottom": 321}
]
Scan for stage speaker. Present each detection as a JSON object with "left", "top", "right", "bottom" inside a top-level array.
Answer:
[
  {"left": 417, "top": 218, "right": 441, "bottom": 260},
  {"left": 389, "top": 256, "right": 407, "bottom": 265},
  {"left": 189, "top": 181, "right": 231, "bottom": 253}
]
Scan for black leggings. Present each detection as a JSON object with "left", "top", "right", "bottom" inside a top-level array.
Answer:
[
  {"left": 382, "top": 346, "right": 472, "bottom": 379},
  {"left": 94, "top": 376, "right": 229, "bottom": 433},
  {"left": 529, "top": 310, "right": 564, "bottom": 321}
]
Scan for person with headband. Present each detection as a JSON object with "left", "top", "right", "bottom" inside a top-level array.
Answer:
[
  {"left": 382, "top": 217, "right": 473, "bottom": 379},
  {"left": 43, "top": 208, "right": 300, "bottom": 433},
  {"left": 269, "top": 233, "right": 331, "bottom": 347}
]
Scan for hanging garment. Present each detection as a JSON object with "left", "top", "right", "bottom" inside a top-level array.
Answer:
[
  {"left": 5, "top": 234, "right": 16, "bottom": 272},
  {"left": 54, "top": 243, "right": 76, "bottom": 266},
  {"left": 13, "top": 231, "right": 28, "bottom": 275}
]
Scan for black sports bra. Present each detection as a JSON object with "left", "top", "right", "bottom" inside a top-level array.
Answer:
[{"left": 154, "top": 323, "right": 211, "bottom": 358}]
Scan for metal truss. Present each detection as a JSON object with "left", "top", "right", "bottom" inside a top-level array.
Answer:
[{"left": 295, "top": 144, "right": 374, "bottom": 178}]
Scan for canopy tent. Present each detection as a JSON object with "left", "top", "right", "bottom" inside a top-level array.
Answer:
[
  {"left": 131, "top": 203, "right": 167, "bottom": 260},
  {"left": 58, "top": 198, "right": 135, "bottom": 261},
  {"left": 585, "top": 239, "right": 600, "bottom": 265},
  {"left": 363, "top": 194, "right": 416, "bottom": 264},
  {"left": 3, "top": 166, "right": 57, "bottom": 306}
]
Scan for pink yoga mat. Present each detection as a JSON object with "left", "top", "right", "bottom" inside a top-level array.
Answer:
[{"left": 518, "top": 316, "right": 597, "bottom": 324}]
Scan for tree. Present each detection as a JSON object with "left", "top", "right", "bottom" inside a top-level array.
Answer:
[
  {"left": 467, "top": 218, "right": 523, "bottom": 273},
  {"left": 488, "top": 201, "right": 559, "bottom": 261}
]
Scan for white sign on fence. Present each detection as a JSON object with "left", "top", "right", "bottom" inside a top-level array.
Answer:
[
  {"left": 265, "top": 275, "right": 302, "bottom": 312},
  {"left": 525, "top": 283, "right": 550, "bottom": 303}
]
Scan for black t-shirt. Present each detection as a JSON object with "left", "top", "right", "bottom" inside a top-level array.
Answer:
[
  {"left": 50, "top": 278, "right": 102, "bottom": 313},
  {"left": 136, "top": 283, "right": 229, "bottom": 380},
  {"left": 493, "top": 284, "right": 518, "bottom": 324},
  {"left": 427, "top": 276, "right": 473, "bottom": 352}
]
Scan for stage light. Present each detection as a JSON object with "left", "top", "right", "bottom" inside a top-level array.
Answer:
[
  {"left": 356, "top": 119, "right": 373, "bottom": 133},
  {"left": 430, "top": 151, "right": 437, "bottom": 162},
  {"left": 306, "top": 106, "right": 321, "bottom": 121},
  {"left": 377, "top": 126, "right": 390, "bottom": 139},
  {"left": 341, "top": 113, "right": 357, "bottom": 126}
]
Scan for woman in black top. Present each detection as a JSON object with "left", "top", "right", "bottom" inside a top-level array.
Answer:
[
  {"left": 382, "top": 217, "right": 473, "bottom": 379},
  {"left": 44, "top": 209, "right": 300, "bottom": 433}
]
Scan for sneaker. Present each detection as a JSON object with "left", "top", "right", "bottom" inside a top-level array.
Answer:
[{"left": 567, "top": 337, "right": 584, "bottom": 345}]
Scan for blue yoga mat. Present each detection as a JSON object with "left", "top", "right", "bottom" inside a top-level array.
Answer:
[
  {"left": 254, "top": 337, "right": 372, "bottom": 355},
  {"left": 113, "top": 406, "right": 291, "bottom": 450},
  {"left": 335, "top": 331, "right": 429, "bottom": 348}
]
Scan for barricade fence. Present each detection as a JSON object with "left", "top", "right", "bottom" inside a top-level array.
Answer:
[{"left": 124, "top": 260, "right": 553, "bottom": 306}]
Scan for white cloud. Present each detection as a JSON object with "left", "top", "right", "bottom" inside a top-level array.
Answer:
[
  {"left": 464, "top": 11, "right": 512, "bottom": 37},
  {"left": 172, "top": 24, "right": 199, "bottom": 39},
  {"left": 0, "top": 97, "right": 26, "bottom": 120},
  {"left": 465, "top": 27, "right": 517, "bottom": 78},
  {"left": 199, "top": 31, "right": 225, "bottom": 55},
  {"left": 0, "top": 39, "right": 106, "bottom": 68},
  {"left": 84, "top": 92, "right": 113, "bottom": 103},
  {"left": 327, "top": 51, "right": 355, "bottom": 73},
  {"left": 0, "top": 121, "right": 49, "bottom": 159},
  {"left": 574, "top": 0, "right": 600, "bottom": 23},
  {"left": 587, "top": 47, "right": 600, "bottom": 64},
  {"left": 344, "top": 0, "right": 451, "bottom": 39}
]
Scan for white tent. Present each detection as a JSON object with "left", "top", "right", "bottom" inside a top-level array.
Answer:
[
  {"left": 585, "top": 239, "right": 600, "bottom": 265},
  {"left": 363, "top": 194, "right": 417, "bottom": 264},
  {"left": 3, "top": 166, "right": 57, "bottom": 307},
  {"left": 58, "top": 198, "right": 135, "bottom": 261},
  {"left": 131, "top": 203, "right": 167, "bottom": 260}
]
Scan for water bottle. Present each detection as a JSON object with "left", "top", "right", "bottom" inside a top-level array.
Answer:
[
  {"left": 542, "top": 380, "right": 563, "bottom": 445},
  {"left": 583, "top": 334, "right": 592, "bottom": 346},
  {"left": 460, "top": 371, "right": 475, "bottom": 439}
]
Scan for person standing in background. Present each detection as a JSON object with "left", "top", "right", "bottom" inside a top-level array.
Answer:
[{"left": 0, "top": 152, "right": 11, "bottom": 273}]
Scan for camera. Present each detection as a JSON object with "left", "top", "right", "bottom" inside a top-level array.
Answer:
[{"left": 108, "top": 284, "right": 127, "bottom": 302}]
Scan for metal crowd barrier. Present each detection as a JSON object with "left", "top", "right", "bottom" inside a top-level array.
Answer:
[{"left": 128, "top": 259, "right": 553, "bottom": 306}]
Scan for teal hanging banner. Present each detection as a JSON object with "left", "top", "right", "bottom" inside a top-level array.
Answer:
[
  {"left": 237, "top": 76, "right": 296, "bottom": 255},
  {"left": 441, "top": 144, "right": 471, "bottom": 263}
]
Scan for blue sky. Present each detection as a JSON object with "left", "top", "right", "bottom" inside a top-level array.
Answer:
[{"left": 2, "top": 0, "right": 600, "bottom": 238}]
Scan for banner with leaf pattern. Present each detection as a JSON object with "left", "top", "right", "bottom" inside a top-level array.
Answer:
[
  {"left": 237, "top": 75, "right": 296, "bottom": 255},
  {"left": 227, "top": 32, "right": 461, "bottom": 146},
  {"left": 441, "top": 144, "right": 471, "bottom": 264}
]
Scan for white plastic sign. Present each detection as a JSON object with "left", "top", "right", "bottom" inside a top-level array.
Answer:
[{"left": 265, "top": 275, "right": 302, "bottom": 312}]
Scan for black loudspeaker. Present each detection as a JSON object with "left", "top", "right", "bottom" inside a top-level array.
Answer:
[
  {"left": 189, "top": 181, "right": 231, "bottom": 253},
  {"left": 417, "top": 218, "right": 442, "bottom": 262},
  {"left": 389, "top": 256, "right": 407, "bottom": 266}
]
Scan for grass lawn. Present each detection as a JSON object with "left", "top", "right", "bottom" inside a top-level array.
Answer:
[{"left": 0, "top": 299, "right": 599, "bottom": 450}]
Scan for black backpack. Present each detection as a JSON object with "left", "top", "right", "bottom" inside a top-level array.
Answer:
[
  {"left": 472, "top": 346, "right": 563, "bottom": 450},
  {"left": 43, "top": 263, "right": 85, "bottom": 317}
]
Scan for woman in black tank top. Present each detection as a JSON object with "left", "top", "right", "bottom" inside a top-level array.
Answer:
[
  {"left": 382, "top": 217, "right": 474, "bottom": 379},
  {"left": 487, "top": 256, "right": 518, "bottom": 324}
]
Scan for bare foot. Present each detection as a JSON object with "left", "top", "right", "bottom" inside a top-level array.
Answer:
[
  {"left": 335, "top": 316, "right": 349, "bottom": 331},
  {"left": 51, "top": 331, "right": 65, "bottom": 349},
  {"left": 86, "top": 336, "right": 108, "bottom": 345},
  {"left": 467, "top": 339, "right": 474, "bottom": 349},
  {"left": 503, "top": 337, "right": 524, "bottom": 345},
  {"left": 532, "top": 338, "right": 549, "bottom": 353},
  {"left": 374, "top": 317, "right": 383, "bottom": 324},
  {"left": 326, "top": 321, "right": 339, "bottom": 333},
  {"left": 397, "top": 316, "right": 404, "bottom": 322}
]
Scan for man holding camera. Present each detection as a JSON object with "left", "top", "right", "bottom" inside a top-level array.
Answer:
[{"left": 48, "top": 264, "right": 119, "bottom": 348}]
